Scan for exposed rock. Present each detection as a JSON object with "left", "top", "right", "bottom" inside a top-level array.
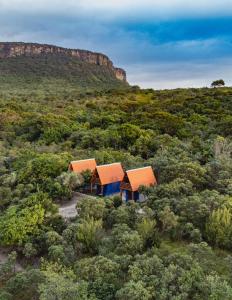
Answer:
[
  {"left": 115, "top": 68, "right": 127, "bottom": 81},
  {"left": 0, "top": 42, "right": 127, "bottom": 82}
]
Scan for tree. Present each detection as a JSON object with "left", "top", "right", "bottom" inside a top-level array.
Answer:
[
  {"left": 137, "top": 218, "right": 159, "bottom": 248},
  {"left": 181, "top": 223, "right": 202, "bottom": 243},
  {"left": 76, "top": 217, "right": 103, "bottom": 254},
  {"left": 206, "top": 207, "right": 232, "bottom": 249},
  {"left": 119, "top": 123, "right": 142, "bottom": 149},
  {"left": 137, "top": 218, "right": 156, "bottom": 240},
  {"left": 0, "top": 251, "right": 17, "bottom": 282},
  {"left": 174, "top": 190, "right": 228, "bottom": 231},
  {"left": 158, "top": 206, "right": 178, "bottom": 234},
  {"left": 158, "top": 261, "right": 204, "bottom": 299},
  {"left": 0, "top": 291, "right": 12, "bottom": 300},
  {"left": 108, "top": 203, "right": 142, "bottom": 229},
  {"left": 0, "top": 192, "right": 54, "bottom": 246},
  {"left": 75, "top": 256, "right": 120, "bottom": 300},
  {"left": 107, "top": 205, "right": 131, "bottom": 228},
  {"left": 0, "top": 204, "right": 45, "bottom": 246},
  {"left": 211, "top": 79, "right": 225, "bottom": 88},
  {"left": 113, "top": 229, "right": 143, "bottom": 255},
  {"left": 116, "top": 281, "right": 152, "bottom": 300},
  {"left": 77, "top": 198, "right": 106, "bottom": 220},
  {"left": 57, "top": 171, "right": 83, "bottom": 191},
  {"left": 201, "top": 274, "right": 232, "bottom": 299},
  {"left": 160, "top": 161, "right": 206, "bottom": 187},
  {"left": 23, "top": 242, "right": 37, "bottom": 259},
  {"left": 5, "top": 269, "right": 44, "bottom": 300},
  {"left": 129, "top": 254, "right": 164, "bottom": 286},
  {"left": 62, "top": 223, "right": 80, "bottom": 248},
  {"left": 18, "top": 153, "right": 70, "bottom": 185},
  {"left": 39, "top": 272, "right": 90, "bottom": 300},
  {"left": 45, "top": 231, "right": 63, "bottom": 248},
  {"left": 81, "top": 170, "right": 93, "bottom": 188},
  {"left": 48, "top": 245, "right": 65, "bottom": 263},
  {"left": 131, "top": 130, "right": 157, "bottom": 159}
]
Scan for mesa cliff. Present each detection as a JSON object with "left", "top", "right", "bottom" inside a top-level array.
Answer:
[{"left": 0, "top": 42, "right": 127, "bottom": 82}]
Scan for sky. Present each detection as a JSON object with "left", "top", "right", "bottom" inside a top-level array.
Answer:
[{"left": 0, "top": 0, "right": 232, "bottom": 89}]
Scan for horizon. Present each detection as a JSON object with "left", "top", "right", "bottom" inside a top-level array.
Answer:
[{"left": 1, "top": 0, "right": 232, "bottom": 89}]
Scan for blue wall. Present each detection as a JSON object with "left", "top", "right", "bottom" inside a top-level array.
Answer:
[
  {"left": 123, "top": 190, "right": 139, "bottom": 201},
  {"left": 96, "top": 182, "right": 121, "bottom": 196}
]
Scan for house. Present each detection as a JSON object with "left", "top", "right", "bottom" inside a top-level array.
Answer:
[
  {"left": 120, "top": 166, "right": 157, "bottom": 201},
  {"left": 69, "top": 158, "right": 97, "bottom": 174},
  {"left": 91, "top": 163, "right": 125, "bottom": 196}
]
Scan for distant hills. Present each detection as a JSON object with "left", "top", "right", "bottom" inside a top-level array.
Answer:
[{"left": 0, "top": 42, "right": 128, "bottom": 93}]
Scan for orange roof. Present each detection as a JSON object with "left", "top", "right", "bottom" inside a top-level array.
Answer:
[
  {"left": 69, "top": 158, "right": 97, "bottom": 173},
  {"left": 125, "top": 166, "right": 157, "bottom": 191},
  {"left": 95, "top": 163, "right": 125, "bottom": 185}
]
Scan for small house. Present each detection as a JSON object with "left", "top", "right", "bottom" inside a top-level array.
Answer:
[
  {"left": 91, "top": 163, "right": 125, "bottom": 196},
  {"left": 69, "top": 158, "right": 97, "bottom": 174},
  {"left": 120, "top": 166, "right": 157, "bottom": 201}
]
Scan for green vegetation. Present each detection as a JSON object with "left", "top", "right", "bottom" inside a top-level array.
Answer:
[
  {"left": 0, "top": 83, "right": 232, "bottom": 299},
  {"left": 211, "top": 79, "right": 225, "bottom": 88},
  {"left": 0, "top": 54, "right": 128, "bottom": 95}
]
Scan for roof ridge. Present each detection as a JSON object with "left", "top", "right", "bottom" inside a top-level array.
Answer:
[
  {"left": 97, "top": 162, "right": 121, "bottom": 168},
  {"left": 126, "top": 166, "right": 152, "bottom": 172},
  {"left": 71, "top": 158, "right": 95, "bottom": 163}
]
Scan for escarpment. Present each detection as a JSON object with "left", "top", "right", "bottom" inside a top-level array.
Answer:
[{"left": 0, "top": 42, "right": 127, "bottom": 82}]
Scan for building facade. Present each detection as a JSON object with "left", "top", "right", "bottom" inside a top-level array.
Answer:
[{"left": 91, "top": 163, "right": 125, "bottom": 196}]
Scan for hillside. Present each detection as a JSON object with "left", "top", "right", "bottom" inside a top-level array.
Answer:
[
  {"left": 0, "top": 42, "right": 128, "bottom": 93},
  {"left": 0, "top": 85, "right": 232, "bottom": 299}
]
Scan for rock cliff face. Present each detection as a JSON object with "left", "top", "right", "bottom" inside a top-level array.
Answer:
[{"left": 0, "top": 42, "right": 127, "bottom": 82}]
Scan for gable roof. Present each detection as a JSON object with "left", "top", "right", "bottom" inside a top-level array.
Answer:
[
  {"left": 69, "top": 158, "right": 97, "bottom": 173},
  {"left": 95, "top": 163, "right": 125, "bottom": 185},
  {"left": 125, "top": 166, "right": 157, "bottom": 191}
]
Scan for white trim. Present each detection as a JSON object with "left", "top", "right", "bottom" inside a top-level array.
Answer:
[
  {"left": 126, "top": 166, "right": 152, "bottom": 173},
  {"left": 70, "top": 158, "right": 96, "bottom": 164},
  {"left": 97, "top": 162, "right": 122, "bottom": 168}
]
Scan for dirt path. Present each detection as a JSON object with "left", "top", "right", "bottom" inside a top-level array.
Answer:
[{"left": 59, "top": 192, "right": 95, "bottom": 219}]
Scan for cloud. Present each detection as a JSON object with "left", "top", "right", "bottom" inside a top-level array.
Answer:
[
  {"left": 1, "top": 1, "right": 232, "bottom": 88},
  {"left": 1, "top": 0, "right": 232, "bottom": 19},
  {"left": 127, "top": 59, "right": 232, "bottom": 89}
]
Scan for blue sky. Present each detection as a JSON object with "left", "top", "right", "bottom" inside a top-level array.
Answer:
[{"left": 0, "top": 0, "right": 232, "bottom": 88}]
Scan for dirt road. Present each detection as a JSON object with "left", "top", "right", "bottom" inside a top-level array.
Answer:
[{"left": 59, "top": 192, "right": 95, "bottom": 219}]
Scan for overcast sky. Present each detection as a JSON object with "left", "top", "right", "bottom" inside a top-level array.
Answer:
[{"left": 1, "top": 0, "right": 232, "bottom": 89}]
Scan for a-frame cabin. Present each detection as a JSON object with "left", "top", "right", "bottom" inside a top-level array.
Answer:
[
  {"left": 91, "top": 163, "right": 125, "bottom": 196},
  {"left": 120, "top": 166, "right": 157, "bottom": 201},
  {"left": 69, "top": 158, "right": 97, "bottom": 174}
]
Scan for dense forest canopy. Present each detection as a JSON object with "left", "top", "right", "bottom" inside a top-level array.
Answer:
[{"left": 0, "top": 85, "right": 232, "bottom": 299}]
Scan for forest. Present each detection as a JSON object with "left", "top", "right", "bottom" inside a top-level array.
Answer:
[{"left": 0, "top": 85, "right": 232, "bottom": 299}]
